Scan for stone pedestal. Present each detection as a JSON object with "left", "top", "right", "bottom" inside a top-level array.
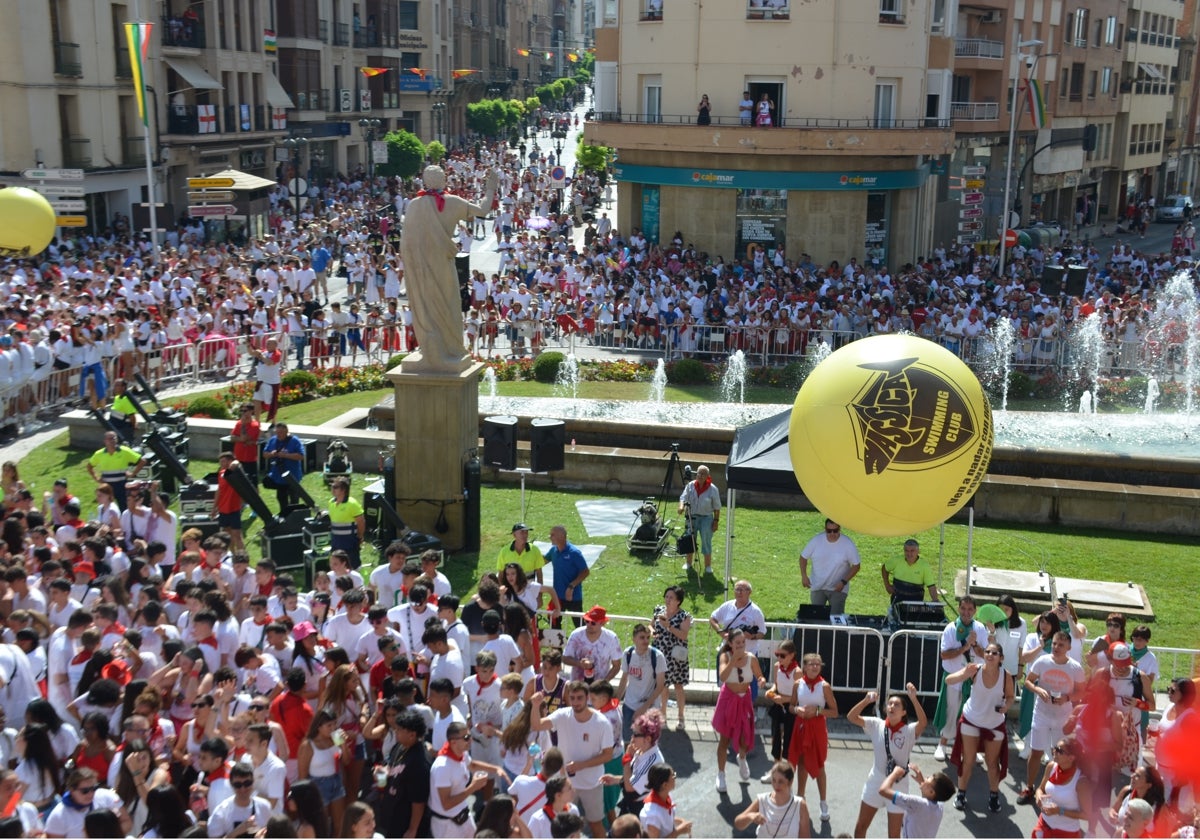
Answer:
[{"left": 386, "top": 362, "right": 483, "bottom": 551}]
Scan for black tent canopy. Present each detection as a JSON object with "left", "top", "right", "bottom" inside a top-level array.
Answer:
[{"left": 725, "top": 409, "right": 799, "bottom": 494}]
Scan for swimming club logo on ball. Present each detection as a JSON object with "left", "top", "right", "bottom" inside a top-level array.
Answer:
[{"left": 788, "top": 335, "right": 994, "bottom": 537}]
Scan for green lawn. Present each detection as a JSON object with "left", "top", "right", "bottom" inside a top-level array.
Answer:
[{"left": 23, "top": 380, "right": 1200, "bottom": 666}]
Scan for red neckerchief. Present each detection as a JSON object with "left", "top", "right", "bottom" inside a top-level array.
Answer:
[
  {"left": 645, "top": 790, "right": 674, "bottom": 814},
  {"left": 597, "top": 698, "right": 620, "bottom": 713},
  {"left": 417, "top": 189, "right": 446, "bottom": 211},
  {"left": 437, "top": 742, "right": 465, "bottom": 762},
  {"left": 694, "top": 477, "right": 712, "bottom": 495},
  {"left": 198, "top": 636, "right": 218, "bottom": 649},
  {"left": 257, "top": 577, "right": 275, "bottom": 597},
  {"left": 778, "top": 661, "right": 799, "bottom": 677},
  {"left": 206, "top": 763, "right": 229, "bottom": 782},
  {"left": 1047, "top": 763, "right": 1076, "bottom": 786},
  {"left": 253, "top": 616, "right": 271, "bottom": 626},
  {"left": 1123, "top": 830, "right": 1153, "bottom": 839},
  {"left": 541, "top": 804, "right": 558, "bottom": 821},
  {"left": 802, "top": 674, "right": 824, "bottom": 689},
  {"left": 475, "top": 675, "right": 498, "bottom": 696},
  {"left": 70, "top": 650, "right": 91, "bottom": 666},
  {"left": 886, "top": 718, "right": 907, "bottom": 735},
  {"left": 103, "top": 623, "right": 127, "bottom": 637}
]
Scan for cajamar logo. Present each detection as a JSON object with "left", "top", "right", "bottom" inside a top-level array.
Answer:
[{"left": 848, "top": 357, "right": 978, "bottom": 475}]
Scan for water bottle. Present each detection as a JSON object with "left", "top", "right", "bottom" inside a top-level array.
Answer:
[{"left": 529, "top": 742, "right": 542, "bottom": 774}]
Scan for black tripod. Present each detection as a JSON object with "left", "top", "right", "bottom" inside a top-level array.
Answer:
[{"left": 627, "top": 443, "right": 693, "bottom": 558}]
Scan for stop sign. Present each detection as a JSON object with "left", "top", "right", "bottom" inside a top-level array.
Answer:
[{"left": 1004, "top": 229, "right": 1019, "bottom": 247}]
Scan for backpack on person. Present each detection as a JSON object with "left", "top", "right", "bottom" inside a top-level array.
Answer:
[{"left": 624, "top": 645, "right": 660, "bottom": 679}]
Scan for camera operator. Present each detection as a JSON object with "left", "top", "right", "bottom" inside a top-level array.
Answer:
[
  {"left": 677, "top": 464, "right": 721, "bottom": 576},
  {"left": 262, "top": 423, "right": 305, "bottom": 512}
]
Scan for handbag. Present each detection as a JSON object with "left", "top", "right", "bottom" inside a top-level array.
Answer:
[
  {"left": 670, "top": 644, "right": 689, "bottom": 662},
  {"left": 676, "top": 532, "right": 695, "bottom": 555}
]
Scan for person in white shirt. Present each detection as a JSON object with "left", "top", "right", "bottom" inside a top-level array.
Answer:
[
  {"left": 244, "top": 724, "right": 286, "bottom": 808},
  {"left": 428, "top": 721, "right": 505, "bottom": 838},
  {"left": 43, "top": 767, "right": 127, "bottom": 838},
  {"left": 206, "top": 763, "right": 272, "bottom": 838},
  {"left": 370, "top": 544, "right": 412, "bottom": 608},
  {"left": 561, "top": 606, "right": 623, "bottom": 683},
  {"left": 530, "top": 680, "right": 615, "bottom": 838},
  {"left": 799, "top": 519, "right": 861, "bottom": 615},
  {"left": 933, "top": 596, "right": 989, "bottom": 760},
  {"left": 323, "top": 590, "right": 371, "bottom": 653}
]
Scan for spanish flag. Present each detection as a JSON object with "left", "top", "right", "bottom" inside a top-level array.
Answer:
[
  {"left": 452, "top": 69, "right": 479, "bottom": 79},
  {"left": 124, "top": 21, "right": 153, "bottom": 127},
  {"left": 517, "top": 48, "right": 530, "bottom": 57},
  {"left": 361, "top": 67, "right": 389, "bottom": 77},
  {"left": 408, "top": 67, "right": 427, "bottom": 79}
]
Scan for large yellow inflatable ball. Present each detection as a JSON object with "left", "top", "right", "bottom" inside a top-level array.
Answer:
[
  {"left": 789, "top": 334, "right": 993, "bottom": 537},
  {"left": 0, "top": 187, "right": 57, "bottom": 259}
]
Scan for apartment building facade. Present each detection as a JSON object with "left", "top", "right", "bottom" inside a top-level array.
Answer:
[{"left": 584, "top": 0, "right": 957, "bottom": 265}]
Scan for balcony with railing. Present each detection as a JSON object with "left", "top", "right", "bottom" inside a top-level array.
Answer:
[
  {"left": 318, "top": 19, "right": 329, "bottom": 41},
  {"left": 333, "top": 23, "right": 350, "bottom": 46},
  {"left": 162, "top": 14, "right": 205, "bottom": 48},
  {"left": 354, "top": 29, "right": 379, "bottom": 47},
  {"left": 54, "top": 42, "right": 82, "bottom": 76},
  {"left": 955, "top": 37, "right": 1003, "bottom": 58},
  {"left": 951, "top": 101, "right": 1000, "bottom": 121},
  {"left": 123, "top": 137, "right": 147, "bottom": 166},
  {"left": 585, "top": 111, "right": 955, "bottom": 157},
  {"left": 62, "top": 137, "right": 92, "bottom": 168}
]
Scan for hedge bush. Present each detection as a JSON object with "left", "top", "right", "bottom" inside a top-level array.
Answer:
[
  {"left": 665, "top": 358, "right": 710, "bottom": 385},
  {"left": 185, "top": 396, "right": 231, "bottom": 419},
  {"left": 386, "top": 354, "right": 407, "bottom": 371},
  {"left": 533, "top": 351, "right": 565, "bottom": 384},
  {"left": 281, "top": 369, "right": 319, "bottom": 391}
]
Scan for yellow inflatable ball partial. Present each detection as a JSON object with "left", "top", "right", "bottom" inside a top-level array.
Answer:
[
  {"left": 0, "top": 187, "right": 57, "bottom": 259},
  {"left": 789, "top": 334, "right": 993, "bottom": 537}
]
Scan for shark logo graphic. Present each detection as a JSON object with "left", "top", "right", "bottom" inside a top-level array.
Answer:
[{"left": 848, "top": 357, "right": 980, "bottom": 475}]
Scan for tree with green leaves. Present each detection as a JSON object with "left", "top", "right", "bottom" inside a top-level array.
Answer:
[
  {"left": 378, "top": 129, "right": 426, "bottom": 179},
  {"left": 425, "top": 140, "right": 446, "bottom": 163},
  {"left": 575, "top": 141, "right": 611, "bottom": 177}
]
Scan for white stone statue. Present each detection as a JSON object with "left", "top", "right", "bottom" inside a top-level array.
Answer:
[{"left": 400, "top": 165, "right": 498, "bottom": 374}]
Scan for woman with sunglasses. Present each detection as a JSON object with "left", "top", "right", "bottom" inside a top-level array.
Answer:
[
  {"left": 712, "top": 628, "right": 765, "bottom": 794},
  {"left": 1033, "top": 736, "right": 1092, "bottom": 839},
  {"left": 735, "top": 759, "right": 812, "bottom": 838},
  {"left": 763, "top": 641, "right": 799, "bottom": 779},
  {"left": 1088, "top": 612, "right": 1127, "bottom": 670},
  {"left": 320, "top": 663, "right": 372, "bottom": 806},
  {"left": 787, "top": 653, "right": 838, "bottom": 820},
  {"left": 206, "top": 763, "right": 273, "bottom": 839},
  {"left": 43, "top": 767, "right": 127, "bottom": 839},
  {"left": 944, "top": 642, "right": 1013, "bottom": 813},
  {"left": 1108, "top": 764, "right": 1165, "bottom": 835},
  {"left": 170, "top": 692, "right": 216, "bottom": 780}
]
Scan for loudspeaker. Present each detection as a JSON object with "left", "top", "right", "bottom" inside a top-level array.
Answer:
[
  {"left": 1040, "top": 264, "right": 1066, "bottom": 297},
  {"left": 456, "top": 254, "right": 471, "bottom": 312},
  {"left": 1066, "top": 264, "right": 1088, "bottom": 298},
  {"left": 482, "top": 415, "right": 518, "bottom": 470},
  {"left": 530, "top": 417, "right": 565, "bottom": 472}
]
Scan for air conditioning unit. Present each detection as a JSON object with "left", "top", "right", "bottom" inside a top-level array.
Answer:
[
  {"left": 981, "top": 10, "right": 1002, "bottom": 23},
  {"left": 339, "top": 89, "right": 353, "bottom": 112}
]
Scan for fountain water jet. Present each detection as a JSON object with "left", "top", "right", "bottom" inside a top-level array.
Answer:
[
  {"left": 720, "top": 350, "right": 747, "bottom": 404},
  {"left": 480, "top": 367, "right": 498, "bottom": 398},
  {"left": 987, "top": 317, "right": 1016, "bottom": 412},
  {"left": 553, "top": 353, "right": 580, "bottom": 400},
  {"left": 650, "top": 358, "right": 667, "bottom": 403},
  {"left": 1145, "top": 377, "right": 1160, "bottom": 414}
]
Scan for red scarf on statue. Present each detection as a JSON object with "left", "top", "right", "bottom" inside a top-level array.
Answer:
[{"left": 417, "top": 189, "right": 446, "bottom": 211}]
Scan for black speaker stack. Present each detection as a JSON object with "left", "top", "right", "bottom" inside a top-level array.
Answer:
[{"left": 481, "top": 416, "right": 566, "bottom": 473}]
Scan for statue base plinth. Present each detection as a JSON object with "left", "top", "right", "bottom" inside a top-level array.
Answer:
[{"left": 386, "top": 362, "right": 483, "bottom": 552}]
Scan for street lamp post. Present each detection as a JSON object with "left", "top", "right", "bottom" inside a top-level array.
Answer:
[
  {"left": 431, "top": 101, "right": 446, "bottom": 145},
  {"left": 999, "top": 38, "right": 1044, "bottom": 276},
  {"left": 555, "top": 140, "right": 562, "bottom": 166},
  {"left": 358, "top": 117, "right": 382, "bottom": 189},
  {"left": 282, "top": 136, "right": 309, "bottom": 224}
]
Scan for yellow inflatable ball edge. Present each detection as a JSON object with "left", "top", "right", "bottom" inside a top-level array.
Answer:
[
  {"left": 0, "top": 187, "right": 57, "bottom": 259},
  {"left": 788, "top": 334, "right": 994, "bottom": 537}
]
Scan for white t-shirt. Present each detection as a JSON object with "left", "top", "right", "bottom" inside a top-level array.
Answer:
[
  {"left": 940, "top": 620, "right": 988, "bottom": 673},
  {"left": 893, "top": 791, "right": 944, "bottom": 839},
  {"left": 206, "top": 794, "right": 273, "bottom": 838},
  {"left": 562, "top": 626, "right": 622, "bottom": 682},
  {"left": 252, "top": 751, "right": 287, "bottom": 805},
  {"left": 545, "top": 707, "right": 614, "bottom": 790},
  {"left": 369, "top": 565, "right": 406, "bottom": 608},
  {"left": 864, "top": 716, "right": 920, "bottom": 777},
  {"left": 323, "top": 613, "right": 371, "bottom": 653},
  {"left": 709, "top": 599, "right": 767, "bottom": 656},
  {"left": 1028, "top": 654, "right": 1086, "bottom": 725},
  {"left": 429, "top": 751, "right": 472, "bottom": 816},
  {"left": 44, "top": 787, "right": 123, "bottom": 838},
  {"left": 800, "top": 533, "right": 861, "bottom": 593}
]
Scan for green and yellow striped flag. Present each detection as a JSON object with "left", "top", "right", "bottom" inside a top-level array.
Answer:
[
  {"left": 124, "top": 21, "right": 153, "bottom": 126},
  {"left": 1025, "top": 78, "right": 1046, "bottom": 129}
]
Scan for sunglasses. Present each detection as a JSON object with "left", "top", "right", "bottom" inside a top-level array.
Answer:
[
  {"left": 191, "top": 702, "right": 211, "bottom": 709},
  {"left": 250, "top": 704, "right": 267, "bottom": 711},
  {"left": 1107, "top": 621, "right": 1122, "bottom": 627},
  {"left": 825, "top": 528, "right": 840, "bottom": 534},
  {"left": 775, "top": 652, "right": 790, "bottom": 658},
  {"left": 231, "top": 779, "right": 255, "bottom": 789},
  {"left": 1052, "top": 745, "right": 1072, "bottom": 755},
  {"left": 76, "top": 785, "right": 99, "bottom": 794}
]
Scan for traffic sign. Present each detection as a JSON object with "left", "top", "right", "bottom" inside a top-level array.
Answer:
[
  {"left": 49, "top": 200, "right": 86, "bottom": 212},
  {"left": 965, "top": 179, "right": 985, "bottom": 188},
  {"left": 187, "top": 190, "right": 236, "bottom": 202},
  {"left": 963, "top": 165, "right": 986, "bottom": 176},
  {"left": 962, "top": 192, "right": 984, "bottom": 205},
  {"left": 1004, "top": 229, "right": 1019, "bottom": 248},
  {"left": 960, "top": 207, "right": 984, "bottom": 219},
  {"left": 27, "top": 183, "right": 85, "bottom": 197},
  {"left": 23, "top": 168, "right": 84, "bottom": 180},
  {"left": 957, "top": 234, "right": 981, "bottom": 243},
  {"left": 187, "top": 204, "right": 236, "bottom": 216},
  {"left": 187, "top": 177, "right": 236, "bottom": 189},
  {"left": 958, "top": 221, "right": 982, "bottom": 231},
  {"left": 55, "top": 215, "right": 87, "bottom": 227}
]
